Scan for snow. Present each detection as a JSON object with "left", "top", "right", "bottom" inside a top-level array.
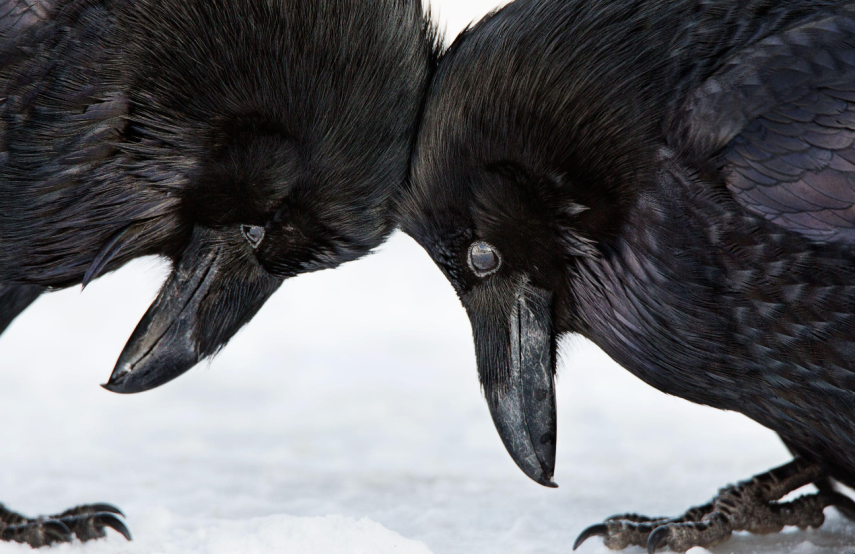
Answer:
[
  {"left": 1, "top": 2, "right": 855, "bottom": 554},
  {"left": 2, "top": 232, "right": 854, "bottom": 554},
  {"left": 0, "top": 513, "right": 434, "bottom": 554}
]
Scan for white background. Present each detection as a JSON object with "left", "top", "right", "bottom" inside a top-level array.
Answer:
[{"left": 1, "top": 1, "right": 854, "bottom": 553}]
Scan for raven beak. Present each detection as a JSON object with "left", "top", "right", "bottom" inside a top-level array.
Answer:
[
  {"left": 471, "top": 282, "right": 557, "bottom": 487},
  {"left": 103, "top": 228, "right": 282, "bottom": 394}
]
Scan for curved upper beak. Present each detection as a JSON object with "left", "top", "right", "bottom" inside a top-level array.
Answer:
[
  {"left": 469, "top": 280, "right": 557, "bottom": 487},
  {"left": 103, "top": 227, "right": 282, "bottom": 394}
]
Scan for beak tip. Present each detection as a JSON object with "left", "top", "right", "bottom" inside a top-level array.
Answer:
[
  {"left": 101, "top": 380, "right": 129, "bottom": 394},
  {"left": 529, "top": 466, "right": 557, "bottom": 488},
  {"left": 101, "top": 367, "right": 138, "bottom": 394}
]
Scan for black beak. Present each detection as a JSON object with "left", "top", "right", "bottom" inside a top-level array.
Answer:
[
  {"left": 470, "top": 281, "right": 557, "bottom": 487},
  {"left": 103, "top": 227, "right": 282, "bottom": 394}
]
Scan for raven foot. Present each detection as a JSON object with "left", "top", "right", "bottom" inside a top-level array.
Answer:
[
  {"left": 0, "top": 502, "right": 131, "bottom": 547},
  {"left": 573, "top": 458, "right": 855, "bottom": 553}
]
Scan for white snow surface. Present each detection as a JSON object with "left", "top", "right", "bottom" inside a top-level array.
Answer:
[{"left": 1, "top": 3, "right": 855, "bottom": 554}]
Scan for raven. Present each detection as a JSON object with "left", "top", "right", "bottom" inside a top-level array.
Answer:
[
  {"left": 399, "top": 0, "right": 855, "bottom": 551},
  {"left": 0, "top": 0, "right": 436, "bottom": 546}
]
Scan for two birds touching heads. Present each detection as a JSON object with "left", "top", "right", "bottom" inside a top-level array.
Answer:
[{"left": 8, "top": 0, "right": 855, "bottom": 551}]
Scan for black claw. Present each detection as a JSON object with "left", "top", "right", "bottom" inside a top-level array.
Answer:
[
  {"left": 647, "top": 525, "right": 671, "bottom": 554},
  {"left": 93, "top": 513, "right": 132, "bottom": 541},
  {"left": 87, "top": 503, "right": 125, "bottom": 517},
  {"left": 828, "top": 491, "right": 855, "bottom": 516},
  {"left": 573, "top": 523, "right": 608, "bottom": 550},
  {"left": 42, "top": 519, "right": 73, "bottom": 542}
]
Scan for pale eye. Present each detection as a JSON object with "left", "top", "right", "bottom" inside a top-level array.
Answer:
[
  {"left": 468, "top": 241, "right": 501, "bottom": 277},
  {"left": 241, "top": 225, "right": 266, "bottom": 249}
]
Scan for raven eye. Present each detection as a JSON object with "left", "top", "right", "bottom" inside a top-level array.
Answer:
[
  {"left": 468, "top": 241, "right": 501, "bottom": 277},
  {"left": 241, "top": 225, "right": 266, "bottom": 248}
]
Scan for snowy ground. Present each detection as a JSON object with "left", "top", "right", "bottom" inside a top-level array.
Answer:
[
  {"left": 2, "top": 232, "right": 854, "bottom": 554},
  {"left": 2, "top": 2, "right": 855, "bottom": 554}
]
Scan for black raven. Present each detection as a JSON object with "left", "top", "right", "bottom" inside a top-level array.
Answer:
[
  {"left": 0, "top": 0, "right": 436, "bottom": 546},
  {"left": 399, "top": 0, "right": 855, "bottom": 551}
]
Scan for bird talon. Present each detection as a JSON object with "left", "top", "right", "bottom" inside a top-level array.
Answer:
[
  {"left": 573, "top": 523, "right": 608, "bottom": 550},
  {"left": 42, "top": 519, "right": 73, "bottom": 542},
  {"left": 92, "top": 512, "right": 133, "bottom": 541},
  {"left": 647, "top": 525, "right": 671, "bottom": 554},
  {"left": 86, "top": 503, "right": 125, "bottom": 518},
  {"left": 57, "top": 511, "right": 133, "bottom": 542},
  {"left": 827, "top": 491, "right": 855, "bottom": 520}
]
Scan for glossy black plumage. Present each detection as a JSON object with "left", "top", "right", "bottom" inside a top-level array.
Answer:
[
  {"left": 0, "top": 0, "right": 436, "bottom": 546},
  {"left": 0, "top": 0, "right": 437, "bottom": 391},
  {"left": 400, "top": 0, "right": 855, "bottom": 513}
]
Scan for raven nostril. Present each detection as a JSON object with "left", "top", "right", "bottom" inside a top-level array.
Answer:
[
  {"left": 241, "top": 225, "right": 265, "bottom": 248},
  {"left": 468, "top": 241, "right": 502, "bottom": 277}
]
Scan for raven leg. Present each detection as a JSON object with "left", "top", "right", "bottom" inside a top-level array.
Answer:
[
  {"left": 0, "top": 503, "right": 131, "bottom": 547},
  {"left": 814, "top": 476, "right": 855, "bottom": 521},
  {"left": 0, "top": 284, "right": 44, "bottom": 336},
  {"left": 573, "top": 458, "right": 855, "bottom": 553}
]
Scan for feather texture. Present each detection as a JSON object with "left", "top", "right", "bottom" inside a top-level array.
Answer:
[{"left": 401, "top": 0, "right": 855, "bottom": 489}]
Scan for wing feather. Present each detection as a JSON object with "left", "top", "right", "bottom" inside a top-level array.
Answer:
[
  {"left": 674, "top": 8, "right": 855, "bottom": 244},
  {"left": 0, "top": 0, "right": 53, "bottom": 35}
]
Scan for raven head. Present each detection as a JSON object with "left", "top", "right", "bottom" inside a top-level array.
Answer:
[
  {"left": 105, "top": 115, "right": 386, "bottom": 394},
  {"left": 400, "top": 161, "right": 576, "bottom": 488},
  {"left": 93, "top": 0, "right": 439, "bottom": 393},
  {"left": 399, "top": 0, "right": 656, "bottom": 486}
]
